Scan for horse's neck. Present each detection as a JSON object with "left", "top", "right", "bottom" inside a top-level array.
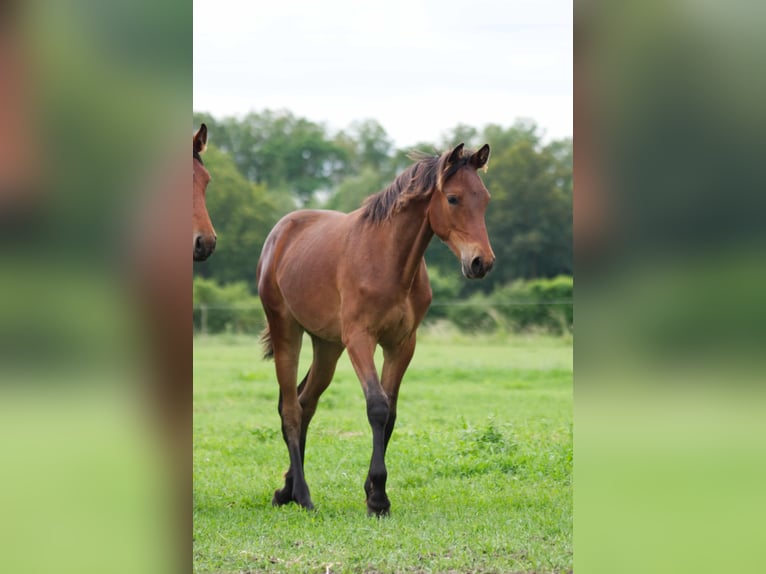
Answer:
[{"left": 387, "top": 200, "right": 434, "bottom": 291}]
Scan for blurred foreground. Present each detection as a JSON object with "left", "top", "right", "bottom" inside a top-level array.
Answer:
[
  {"left": 0, "top": 1, "right": 189, "bottom": 573},
  {"left": 576, "top": 1, "right": 766, "bottom": 572}
]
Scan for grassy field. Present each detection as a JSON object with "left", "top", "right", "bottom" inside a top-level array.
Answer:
[{"left": 194, "top": 332, "right": 572, "bottom": 574}]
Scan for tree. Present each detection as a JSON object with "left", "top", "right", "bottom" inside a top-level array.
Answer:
[
  {"left": 481, "top": 132, "right": 572, "bottom": 287},
  {"left": 343, "top": 119, "right": 395, "bottom": 176},
  {"left": 439, "top": 124, "right": 479, "bottom": 149},
  {"left": 193, "top": 110, "right": 350, "bottom": 205},
  {"left": 323, "top": 167, "right": 387, "bottom": 213}
]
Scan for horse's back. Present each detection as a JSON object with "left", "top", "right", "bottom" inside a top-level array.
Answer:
[{"left": 258, "top": 209, "right": 348, "bottom": 277}]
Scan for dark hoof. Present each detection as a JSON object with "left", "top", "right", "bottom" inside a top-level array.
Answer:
[
  {"left": 272, "top": 488, "right": 293, "bottom": 507},
  {"left": 366, "top": 495, "right": 390, "bottom": 517},
  {"left": 367, "top": 503, "right": 390, "bottom": 517},
  {"left": 272, "top": 488, "right": 315, "bottom": 511}
]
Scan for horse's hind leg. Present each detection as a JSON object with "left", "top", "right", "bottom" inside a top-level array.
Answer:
[
  {"left": 298, "top": 338, "right": 344, "bottom": 460},
  {"left": 268, "top": 316, "right": 314, "bottom": 509},
  {"left": 273, "top": 336, "right": 343, "bottom": 507},
  {"left": 272, "top": 371, "right": 307, "bottom": 507}
]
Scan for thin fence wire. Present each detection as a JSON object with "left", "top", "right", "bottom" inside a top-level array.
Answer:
[{"left": 193, "top": 300, "right": 573, "bottom": 336}]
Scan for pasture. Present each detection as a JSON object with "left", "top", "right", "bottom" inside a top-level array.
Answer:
[{"left": 193, "top": 332, "right": 572, "bottom": 573}]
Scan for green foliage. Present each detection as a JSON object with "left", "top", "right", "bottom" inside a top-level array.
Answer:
[
  {"left": 445, "top": 275, "right": 573, "bottom": 334},
  {"left": 480, "top": 124, "right": 572, "bottom": 290},
  {"left": 494, "top": 275, "right": 573, "bottom": 334},
  {"left": 335, "top": 119, "right": 396, "bottom": 176},
  {"left": 193, "top": 277, "right": 264, "bottom": 334},
  {"left": 422, "top": 266, "right": 462, "bottom": 321},
  {"left": 322, "top": 167, "right": 386, "bottom": 213}
]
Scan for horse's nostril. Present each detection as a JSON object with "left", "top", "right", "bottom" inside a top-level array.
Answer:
[
  {"left": 471, "top": 256, "right": 483, "bottom": 275},
  {"left": 195, "top": 236, "right": 203, "bottom": 251}
]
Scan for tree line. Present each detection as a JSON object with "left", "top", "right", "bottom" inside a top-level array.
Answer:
[{"left": 192, "top": 109, "right": 572, "bottom": 331}]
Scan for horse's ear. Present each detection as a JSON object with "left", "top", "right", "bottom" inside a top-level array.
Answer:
[
  {"left": 194, "top": 123, "right": 208, "bottom": 154},
  {"left": 447, "top": 143, "right": 465, "bottom": 166},
  {"left": 471, "top": 144, "right": 490, "bottom": 170}
]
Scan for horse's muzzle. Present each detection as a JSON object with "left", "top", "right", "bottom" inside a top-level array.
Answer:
[
  {"left": 462, "top": 255, "right": 494, "bottom": 279},
  {"left": 194, "top": 234, "right": 217, "bottom": 261}
]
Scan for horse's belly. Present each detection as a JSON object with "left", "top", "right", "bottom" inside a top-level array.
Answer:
[
  {"left": 297, "top": 312, "right": 343, "bottom": 342},
  {"left": 279, "top": 278, "right": 343, "bottom": 341}
]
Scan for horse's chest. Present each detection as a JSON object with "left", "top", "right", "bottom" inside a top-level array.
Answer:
[
  {"left": 382, "top": 299, "right": 414, "bottom": 325},
  {"left": 377, "top": 298, "right": 420, "bottom": 344},
  {"left": 342, "top": 275, "right": 431, "bottom": 345}
]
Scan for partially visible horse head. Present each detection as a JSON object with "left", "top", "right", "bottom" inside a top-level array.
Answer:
[
  {"left": 193, "top": 124, "right": 216, "bottom": 261},
  {"left": 429, "top": 143, "right": 495, "bottom": 278}
]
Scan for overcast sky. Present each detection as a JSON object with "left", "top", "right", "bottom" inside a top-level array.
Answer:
[{"left": 194, "top": 0, "right": 572, "bottom": 148}]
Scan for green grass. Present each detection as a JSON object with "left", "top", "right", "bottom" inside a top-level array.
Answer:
[{"left": 194, "top": 332, "right": 572, "bottom": 574}]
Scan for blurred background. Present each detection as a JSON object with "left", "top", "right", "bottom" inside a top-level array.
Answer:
[{"left": 575, "top": 1, "right": 766, "bottom": 572}]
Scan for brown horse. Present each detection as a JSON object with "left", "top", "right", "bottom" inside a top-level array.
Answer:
[
  {"left": 257, "top": 143, "right": 494, "bottom": 515},
  {"left": 193, "top": 124, "right": 216, "bottom": 261}
]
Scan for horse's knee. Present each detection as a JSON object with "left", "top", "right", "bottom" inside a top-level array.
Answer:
[{"left": 366, "top": 393, "right": 389, "bottom": 428}]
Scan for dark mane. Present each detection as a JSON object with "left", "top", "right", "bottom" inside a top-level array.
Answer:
[
  {"left": 361, "top": 147, "right": 474, "bottom": 224},
  {"left": 193, "top": 149, "right": 204, "bottom": 165}
]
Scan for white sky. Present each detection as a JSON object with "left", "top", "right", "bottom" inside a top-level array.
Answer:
[{"left": 194, "top": 0, "right": 572, "bottom": 148}]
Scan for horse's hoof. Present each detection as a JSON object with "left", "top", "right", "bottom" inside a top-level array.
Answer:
[
  {"left": 272, "top": 488, "right": 292, "bottom": 507},
  {"left": 367, "top": 505, "right": 390, "bottom": 517},
  {"left": 366, "top": 498, "right": 391, "bottom": 517}
]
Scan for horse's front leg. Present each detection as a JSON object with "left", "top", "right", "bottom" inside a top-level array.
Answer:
[
  {"left": 344, "top": 330, "right": 391, "bottom": 516},
  {"left": 364, "top": 333, "right": 417, "bottom": 501}
]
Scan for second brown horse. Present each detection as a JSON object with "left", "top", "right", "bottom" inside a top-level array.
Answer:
[
  {"left": 257, "top": 143, "right": 494, "bottom": 515},
  {"left": 193, "top": 124, "right": 216, "bottom": 261}
]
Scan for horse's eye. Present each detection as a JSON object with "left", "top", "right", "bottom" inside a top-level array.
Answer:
[{"left": 447, "top": 196, "right": 458, "bottom": 205}]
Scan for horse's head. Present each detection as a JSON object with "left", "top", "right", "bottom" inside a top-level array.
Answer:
[
  {"left": 428, "top": 143, "right": 495, "bottom": 279},
  {"left": 193, "top": 124, "right": 216, "bottom": 261}
]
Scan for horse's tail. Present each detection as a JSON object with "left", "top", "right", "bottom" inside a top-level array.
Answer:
[{"left": 260, "top": 326, "right": 274, "bottom": 360}]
